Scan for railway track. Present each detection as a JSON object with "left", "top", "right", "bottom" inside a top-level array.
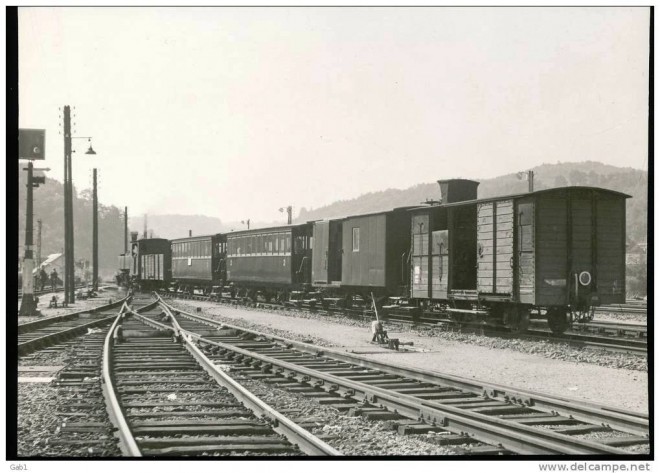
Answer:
[
  {"left": 157, "top": 295, "right": 649, "bottom": 455},
  {"left": 162, "top": 292, "right": 647, "bottom": 355},
  {"left": 18, "top": 284, "right": 87, "bottom": 299},
  {"left": 102, "top": 299, "right": 340, "bottom": 456},
  {"left": 18, "top": 296, "right": 129, "bottom": 356}
]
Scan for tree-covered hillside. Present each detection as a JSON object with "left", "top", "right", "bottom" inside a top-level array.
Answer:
[
  {"left": 296, "top": 161, "right": 648, "bottom": 243},
  {"left": 17, "top": 171, "right": 126, "bottom": 279}
]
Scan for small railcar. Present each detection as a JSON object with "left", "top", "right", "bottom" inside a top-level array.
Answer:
[{"left": 132, "top": 237, "right": 172, "bottom": 290}]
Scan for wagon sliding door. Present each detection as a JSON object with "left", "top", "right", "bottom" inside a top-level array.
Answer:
[
  {"left": 411, "top": 214, "right": 429, "bottom": 298},
  {"left": 477, "top": 200, "right": 514, "bottom": 294},
  {"left": 431, "top": 230, "right": 449, "bottom": 299}
]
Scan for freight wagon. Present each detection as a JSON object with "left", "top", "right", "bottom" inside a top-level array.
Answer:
[{"left": 408, "top": 179, "right": 629, "bottom": 333}]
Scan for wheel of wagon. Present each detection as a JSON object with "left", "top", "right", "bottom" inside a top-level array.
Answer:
[
  {"left": 508, "top": 307, "right": 530, "bottom": 333},
  {"left": 547, "top": 307, "right": 570, "bottom": 335},
  {"left": 344, "top": 294, "right": 353, "bottom": 308}
]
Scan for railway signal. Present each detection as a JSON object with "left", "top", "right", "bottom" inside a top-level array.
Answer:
[{"left": 279, "top": 205, "right": 293, "bottom": 224}]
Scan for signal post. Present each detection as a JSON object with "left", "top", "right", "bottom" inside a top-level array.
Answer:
[{"left": 19, "top": 129, "right": 47, "bottom": 317}]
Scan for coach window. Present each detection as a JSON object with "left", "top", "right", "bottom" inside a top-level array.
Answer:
[{"left": 352, "top": 227, "right": 360, "bottom": 252}]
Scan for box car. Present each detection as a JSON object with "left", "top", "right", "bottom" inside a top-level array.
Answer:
[
  {"left": 409, "top": 179, "right": 629, "bottom": 332},
  {"left": 226, "top": 224, "right": 313, "bottom": 289},
  {"left": 171, "top": 234, "right": 226, "bottom": 286}
]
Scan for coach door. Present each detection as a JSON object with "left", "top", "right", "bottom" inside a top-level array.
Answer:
[{"left": 312, "top": 221, "right": 330, "bottom": 284}]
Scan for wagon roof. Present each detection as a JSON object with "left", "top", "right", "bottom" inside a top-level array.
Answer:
[
  {"left": 305, "top": 206, "right": 418, "bottom": 224},
  {"left": 171, "top": 233, "right": 219, "bottom": 242},
  {"left": 407, "top": 186, "right": 631, "bottom": 212},
  {"left": 225, "top": 224, "right": 303, "bottom": 237}
]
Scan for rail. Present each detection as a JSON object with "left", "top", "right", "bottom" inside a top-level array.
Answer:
[
  {"left": 158, "top": 296, "right": 647, "bottom": 454},
  {"left": 159, "top": 301, "right": 341, "bottom": 456},
  {"left": 101, "top": 302, "right": 142, "bottom": 457}
]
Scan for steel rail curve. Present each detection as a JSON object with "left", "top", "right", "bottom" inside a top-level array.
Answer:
[{"left": 157, "top": 299, "right": 640, "bottom": 455}]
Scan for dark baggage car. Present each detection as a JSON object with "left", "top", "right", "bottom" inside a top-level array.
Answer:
[
  {"left": 339, "top": 207, "right": 413, "bottom": 296},
  {"left": 225, "top": 223, "right": 313, "bottom": 294},
  {"left": 171, "top": 233, "right": 226, "bottom": 287}
]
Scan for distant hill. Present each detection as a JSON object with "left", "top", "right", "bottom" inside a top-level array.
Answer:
[{"left": 296, "top": 161, "right": 648, "bottom": 243}]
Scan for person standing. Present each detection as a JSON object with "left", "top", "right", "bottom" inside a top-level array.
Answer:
[
  {"left": 50, "top": 269, "right": 58, "bottom": 291},
  {"left": 40, "top": 268, "right": 48, "bottom": 291}
]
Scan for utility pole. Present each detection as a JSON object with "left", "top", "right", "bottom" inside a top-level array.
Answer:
[
  {"left": 63, "top": 105, "right": 75, "bottom": 304},
  {"left": 36, "top": 219, "right": 42, "bottom": 268},
  {"left": 92, "top": 168, "right": 98, "bottom": 291},
  {"left": 124, "top": 207, "right": 128, "bottom": 254}
]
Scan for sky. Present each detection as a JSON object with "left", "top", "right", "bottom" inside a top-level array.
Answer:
[{"left": 17, "top": 7, "right": 650, "bottom": 222}]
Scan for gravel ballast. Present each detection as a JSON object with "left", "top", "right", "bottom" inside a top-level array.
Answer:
[{"left": 169, "top": 300, "right": 648, "bottom": 413}]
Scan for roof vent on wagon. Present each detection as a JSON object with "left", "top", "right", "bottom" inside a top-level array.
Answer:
[{"left": 437, "top": 178, "right": 480, "bottom": 204}]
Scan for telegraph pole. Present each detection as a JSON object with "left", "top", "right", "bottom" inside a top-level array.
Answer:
[
  {"left": 63, "top": 105, "right": 75, "bottom": 304},
  {"left": 92, "top": 168, "right": 98, "bottom": 291}
]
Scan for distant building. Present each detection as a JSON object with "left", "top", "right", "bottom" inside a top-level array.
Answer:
[
  {"left": 626, "top": 241, "right": 647, "bottom": 266},
  {"left": 33, "top": 253, "right": 65, "bottom": 276}
]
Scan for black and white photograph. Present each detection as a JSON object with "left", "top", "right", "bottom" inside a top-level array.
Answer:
[{"left": 8, "top": 5, "right": 651, "bottom": 465}]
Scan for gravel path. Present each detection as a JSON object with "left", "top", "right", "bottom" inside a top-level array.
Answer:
[
  {"left": 18, "top": 287, "right": 125, "bottom": 325},
  {"left": 170, "top": 300, "right": 648, "bottom": 413}
]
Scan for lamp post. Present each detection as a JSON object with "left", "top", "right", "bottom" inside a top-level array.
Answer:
[
  {"left": 62, "top": 105, "right": 97, "bottom": 304},
  {"left": 92, "top": 168, "right": 98, "bottom": 291}
]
